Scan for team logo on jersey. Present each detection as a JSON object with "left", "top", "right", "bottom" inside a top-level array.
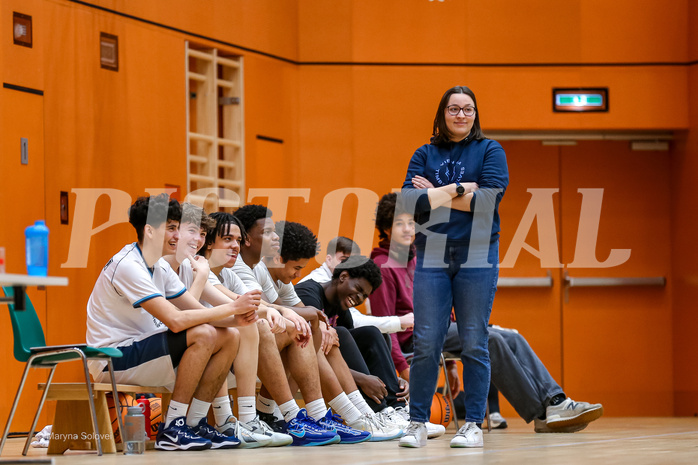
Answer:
[{"left": 434, "top": 158, "right": 464, "bottom": 186}]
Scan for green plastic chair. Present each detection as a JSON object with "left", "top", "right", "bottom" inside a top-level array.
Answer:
[{"left": 0, "top": 286, "right": 124, "bottom": 456}]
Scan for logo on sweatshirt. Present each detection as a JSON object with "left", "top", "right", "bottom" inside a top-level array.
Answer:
[{"left": 435, "top": 158, "right": 464, "bottom": 186}]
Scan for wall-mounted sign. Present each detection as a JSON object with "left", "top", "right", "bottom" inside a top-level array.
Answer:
[
  {"left": 100, "top": 32, "right": 119, "bottom": 71},
  {"left": 13, "top": 12, "right": 32, "bottom": 48},
  {"left": 553, "top": 88, "right": 608, "bottom": 113}
]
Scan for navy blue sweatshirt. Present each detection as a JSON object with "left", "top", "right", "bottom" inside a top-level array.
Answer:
[{"left": 401, "top": 137, "right": 509, "bottom": 247}]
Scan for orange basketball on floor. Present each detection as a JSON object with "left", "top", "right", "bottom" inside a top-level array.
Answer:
[
  {"left": 430, "top": 392, "right": 452, "bottom": 427},
  {"left": 106, "top": 392, "right": 136, "bottom": 443},
  {"left": 148, "top": 397, "right": 162, "bottom": 438}
]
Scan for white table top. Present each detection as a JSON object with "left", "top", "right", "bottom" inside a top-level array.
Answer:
[{"left": 0, "top": 273, "right": 69, "bottom": 287}]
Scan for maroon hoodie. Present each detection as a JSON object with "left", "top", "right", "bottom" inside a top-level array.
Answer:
[{"left": 369, "top": 240, "right": 415, "bottom": 374}]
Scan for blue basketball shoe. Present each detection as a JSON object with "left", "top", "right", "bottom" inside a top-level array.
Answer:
[
  {"left": 190, "top": 417, "right": 240, "bottom": 449},
  {"left": 317, "top": 409, "right": 372, "bottom": 444},
  {"left": 154, "top": 416, "right": 212, "bottom": 451},
  {"left": 282, "top": 409, "right": 340, "bottom": 446}
]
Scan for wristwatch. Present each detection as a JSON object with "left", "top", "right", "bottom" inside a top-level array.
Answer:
[{"left": 455, "top": 181, "right": 465, "bottom": 197}]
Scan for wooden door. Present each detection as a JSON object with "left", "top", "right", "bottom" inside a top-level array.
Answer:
[
  {"left": 0, "top": 87, "right": 48, "bottom": 430},
  {"left": 492, "top": 140, "right": 671, "bottom": 417}
]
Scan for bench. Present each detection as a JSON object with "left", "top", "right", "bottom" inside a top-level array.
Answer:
[
  {"left": 38, "top": 381, "right": 303, "bottom": 454},
  {"left": 38, "top": 383, "right": 172, "bottom": 454}
]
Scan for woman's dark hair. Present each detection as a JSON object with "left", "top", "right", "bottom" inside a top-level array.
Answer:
[
  {"left": 201, "top": 211, "right": 247, "bottom": 255},
  {"left": 332, "top": 255, "right": 383, "bottom": 294},
  {"left": 375, "top": 192, "right": 409, "bottom": 240},
  {"left": 431, "top": 86, "right": 486, "bottom": 146}
]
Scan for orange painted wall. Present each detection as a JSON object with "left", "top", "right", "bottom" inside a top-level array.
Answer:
[
  {"left": 1, "top": 0, "right": 696, "bottom": 432},
  {"left": 670, "top": 2, "right": 698, "bottom": 417}
]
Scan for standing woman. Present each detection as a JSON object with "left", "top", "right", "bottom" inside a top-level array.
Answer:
[{"left": 399, "top": 86, "right": 508, "bottom": 448}]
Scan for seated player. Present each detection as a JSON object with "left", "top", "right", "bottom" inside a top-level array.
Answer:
[
  {"left": 160, "top": 203, "right": 276, "bottom": 448},
  {"left": 232, "top": 205, "right": 402, "bottom": 441},
  {"left": 370, "top": 192, "right": 604, "bottom": 434},
  {"left": 86, "top": 194, "right": 259, "bottom": 451},
  {"left": 202, "top": 211, "right": 370, "bottom": 444},
  {"left": 300, "top": 236, "right": 444, "bottom": 439},
  {"left": 299, "top": 237, "right": 414, "bottom": 337}
]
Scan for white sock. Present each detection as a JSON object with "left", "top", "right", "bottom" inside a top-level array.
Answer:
[
  {"left": 186, "top": 398, "right": 211, "bottom": 427},
  {"left": 280, "top": 399, "right": 301, "bottom": 423},
  {"left": 256, "top": 394, "right": 276, "bottom": 415},
  {"left": 328, "top": 393, "right": 361, "bottom": 423},
  {"left": 212, "top": 396, "right": 233, "bottom": 427},
  {"left": 165, "top": 400, "right": 188, "bottom": 428},
  {"left": 306, "top": 398, "right": 328, "bottom": 421},
  {"left": 348, "top": 390, "right": 373, "bottom": 415},
  {"left": 238, "top": 396, "right": 256, "bottom": 424},
  {"left": 273, "top": 405, "right": 283, "bottom": 421}
]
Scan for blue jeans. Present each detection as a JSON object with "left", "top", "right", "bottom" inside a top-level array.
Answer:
[
  {"left": 444, "top": 325, "right": 564, "bottom": 423},
  {"left": 409, "top": 241, "right": 499, "bottom": 424}
]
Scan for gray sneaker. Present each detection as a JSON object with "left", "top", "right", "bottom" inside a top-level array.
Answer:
[
  {"left": 534, "top": 418, "right": 588, "bottom": 433},
  {"left": 398, "top": 422, "right": 427, "bottom": 448},
  {"left": 545, "top": 398, "right": 603, "bottom": 429},
  {"left": 215, "top": 415, "right": 272, "bottom": 449},
  {"left": 450, "top": 422, "right": 483, "bottom": 448},
  {"left": 245, "top": 416, "right": 292, "bottom": 447}
]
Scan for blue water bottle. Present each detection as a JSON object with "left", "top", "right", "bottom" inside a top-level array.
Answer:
[{"left": 25, "top": 220, "right": 49, "bottom": 276}]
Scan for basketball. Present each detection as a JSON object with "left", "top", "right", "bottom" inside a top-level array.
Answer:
[
  {"left": 148, "top": 397, "right": 162, "bottom": 438},
  {"left": 429, "top": 392, "right": 452, "bottom": 427},
  {"left": 106, "top": 392, "right": 136, "bottom": 443}
]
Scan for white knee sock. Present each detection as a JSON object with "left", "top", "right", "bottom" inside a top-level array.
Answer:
[
  {"left": 306, "top": 398, "right": 329, "bottom": 421},
  {"left": 347, "top": 390, "right": 374, "bottom": 415},
  {"left": 328, "top": 393, "right": 361, "bottom": 423},
  {"left": 165, "top": 400, "right": 188, "bottom": 428},
  {"left": 256, "top": 394, "right": 276, "bottom": 415},
  {"left": 237, "top": 396, "right": 256, "bottom": 423},
  {"left": 280, "top": 399, "right": 301, "bottom": 423},
  {"left": 186, "top": 398, "right": 211, "bottom": 427},
  {"left": 212, "top": 396, "right": 233, "bottom": 427}
]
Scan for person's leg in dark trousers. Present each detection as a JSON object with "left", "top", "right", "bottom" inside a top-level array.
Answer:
[
  {"left": 350, "top": 325, "right": 406, "bottom": 410},
  {"left": 335, "top": 325, "right": 388, "bottom": 412}
]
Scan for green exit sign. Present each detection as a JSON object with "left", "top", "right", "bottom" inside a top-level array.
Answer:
[{"left": 553, "top": 88, "right": 608, "bottom": 112}]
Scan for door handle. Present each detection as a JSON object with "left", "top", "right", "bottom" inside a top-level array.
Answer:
[
  {"left": 563, "top": 272, "right": 665, "bottom": 303},
  {"left": 498, "top": 271, "right": 553, "bottom": 288},
  {"left": 564, "top": 276, "right": 665, "bottom": 287}
]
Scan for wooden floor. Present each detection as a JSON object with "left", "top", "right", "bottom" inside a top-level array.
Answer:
[{"left": 2, "top": 417, "right": 698, "bottom": 465}]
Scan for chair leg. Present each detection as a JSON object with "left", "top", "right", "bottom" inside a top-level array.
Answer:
[
  {"left": 485, "top": 399, "right": 491, "bottom": 433},
  {"left": 22, "top": 363, "right": 58, "bottom": 456},
  {"left": 441, "top": 353, "right": 459, "bottom": 430},
  {"left": 80, "top": 353, "right": 103, "bottom": 456},
  {"left": 0, "top": 360, "right": 34, "bottom": 456},
  {"left": 105, "top": 359, "right": 124, "bottom": 446}
]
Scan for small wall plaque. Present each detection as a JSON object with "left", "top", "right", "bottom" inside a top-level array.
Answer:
[
  {"left": 100, "top": 32, "right": 119, "bottom": 71},
  {"left": 13, "top": 12, "right": 32, "bottom": 48}
]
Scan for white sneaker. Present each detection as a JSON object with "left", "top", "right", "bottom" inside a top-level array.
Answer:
[
  {"left": 425, "top": 422, "right": 445, "bottom": 439},
  {"left": 379, "top": 407, "right": 409, "bottom": 429},
  {"left": 348, "top": 413, "right": 403, "bottom": 442},
  {"left": 450, "top": 422, "right": 483, "bottom": 448},
  {"left": 394, "top": 405, "right": 444, "bottom": 439},
  {"left": 393, "top": 405, "right": 410, "bottom": 422},
  {"left": 399, "top": 421, "right": 427, "bottom": 448},
  {"left": 245, "top": 415, "right": 292, "bottom": 447},
  {"left": 545, "top": 398, "right": 603, "bottom": 429},
  {"left": 215, "top": 415, "right": 272, "bottom": 449},
  {"left": 488, "top": 412, "right": 508, "bottom": 429}
]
